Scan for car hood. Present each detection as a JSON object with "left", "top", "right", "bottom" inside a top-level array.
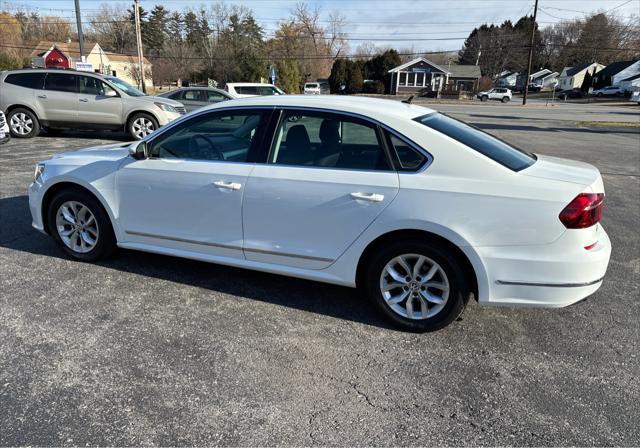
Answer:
[
  {"left": 521, "top": 154, "right": 603, "bottom": 190},
  {"left": 136, "top": 95, "right": 183, "bottom": 107},
  {"left": 50, "top": 142, "right": 133, "bottom": 163}
]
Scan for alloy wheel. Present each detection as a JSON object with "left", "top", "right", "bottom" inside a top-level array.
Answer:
[
  {"left": 10, "top": 113, "right": 33, "bottom": 136},
  {"left": 132, "top": 117, "right": 155, "bottom": 139},
  {"left": 379, "top": 253, "right": 450, "bottom": 320},
  {"left": 55, "top": 201, "right": 100, "bottom": 254}
]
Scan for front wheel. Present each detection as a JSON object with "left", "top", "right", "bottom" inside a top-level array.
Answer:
[
  {"left": 364, "top": 240, "right": 471, "bottom": 332},
  {"left": 8, "top": 108, "right": 40, "bottom": 138},
  {"left": 47, "top": 189, "right": 116, "bottom": 261},
  {"left": 128, "top": 113, "right": 159, "bottom": 140}
]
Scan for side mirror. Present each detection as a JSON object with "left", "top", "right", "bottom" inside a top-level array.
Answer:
[
  {"left": 104, "top": 89, "right": 118, "bottom": 98},
  {"left": 128, "top": 141, "right": 148, "bottom": 160}
]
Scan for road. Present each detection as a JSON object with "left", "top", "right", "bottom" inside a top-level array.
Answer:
[{"left": 0, "top": 102, "right": 638, "bottom": 445}]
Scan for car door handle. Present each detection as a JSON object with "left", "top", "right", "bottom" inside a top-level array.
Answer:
[
  {"left": 79, "top": 98, "right": 88, "bottom": 102},
  {"left": 213, "top": 181, "right": 242, "bottom": 190},
  {"left": 37, "top": 94, "right": 47, "bottom": 99},
  {"left": 350, "top": 192, "right": 384, "bottom": 202}
]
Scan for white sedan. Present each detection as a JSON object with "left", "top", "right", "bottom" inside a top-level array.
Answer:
[{"left": 28, "top": 96, "right": 611, "bottom": 331}]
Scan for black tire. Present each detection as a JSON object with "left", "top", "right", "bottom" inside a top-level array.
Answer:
[
  {"left": 47, "top": 188, "right": 116, "bottom": 262},
  {"left": 7, "top": 107, "right": 40, "bottom": 138},
  {"left": 501, "top": 96, "right": 510, "bottom": 103},
  {"left": 127, "top": 113, "right": 159, "bottom": 140},
  {"left": 481, "top": 95, "right": 488, "bottom": 102},
  {"left": 597, "top": 92, "right": 603, "bottom": 97},
  {"left": 363, "top": 240, "right": 471, "bottom": 332}
]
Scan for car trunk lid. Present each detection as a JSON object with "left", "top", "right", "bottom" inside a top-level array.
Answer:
[{"left": 521, "top": 154, "right": 604, "bottom": 192}]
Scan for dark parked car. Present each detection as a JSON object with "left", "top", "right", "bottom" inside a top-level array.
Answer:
[
  {"left": 157, "top": 87, "right": 235, "bottom": 112},
  {"left": 558, "top": 89, "right": 586, "bottom": 100}
]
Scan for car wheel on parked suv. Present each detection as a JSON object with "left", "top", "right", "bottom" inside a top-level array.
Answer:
[
  {"left": 501, "top": 96, "right": 510, "bottom": 103},
  {"left": 47, "top": 188, "right": 116, "bottom": 261},
  {"left": 128, "top": 113, "right": 159, "bottom": 140},
  {"left": 364, "top": 240, "right": 471, "bottom": 332},
  {"left": 8, "top": 108, "right": 40, "bottom": 138},
  {"left": 481, "top": 95, "right": 488, "bottom": 102}
]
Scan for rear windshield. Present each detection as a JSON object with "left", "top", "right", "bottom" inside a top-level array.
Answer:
[{"left": 415, "top": 113, "right": 536, "bottom": 171}]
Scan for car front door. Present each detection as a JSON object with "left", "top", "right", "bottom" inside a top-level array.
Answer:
[
  {"left": 116, "top": 108, "right": 271, "bottom": 259},
  {"left": 181, "top": 89, "right": 205, "bottom": 112},
  {"left": 40, "top": 72, "right": 79, "bottom": 124},
  {"left": 242, "top": 109, "right": 400, "bottom": 269},
  {"left": 77, "top": 75, "right": 123, "bottom": 126}
]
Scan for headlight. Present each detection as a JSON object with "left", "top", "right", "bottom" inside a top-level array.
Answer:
[
  {"left": 34, "top": 163, "right": 45, "bottom": 182},
  {"left": 154, "top": 102, "right": 177, "bottom": 113}
]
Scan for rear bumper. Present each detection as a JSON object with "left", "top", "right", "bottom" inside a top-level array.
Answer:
[{"left": 477, "top": 225, "right": 611, "bottom": 308}]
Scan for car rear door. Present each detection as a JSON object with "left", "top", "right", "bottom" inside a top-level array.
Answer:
[
  {"left": 77, "top": 75, "right": 123, "bottom": 126},
  {"left": 116, "top": 108, "right": 272, "bottom": 259},
  {"left": 40, "top": 72, "right": 79, "bottom": 124},
  {"left": 242, "top": 108, "right": 400, "bottom": 269}
]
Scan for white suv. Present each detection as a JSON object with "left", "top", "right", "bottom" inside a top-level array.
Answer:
[
  {"left": 225, "top": 83, "right": 285, "bottom": 98},
  {"left": 477, "top": 88, "right": 512, "bottom": 103}
]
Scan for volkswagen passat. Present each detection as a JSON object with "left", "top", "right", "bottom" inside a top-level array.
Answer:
[{"left": 28, "top": 96, "right": 611, "bottom": 331}]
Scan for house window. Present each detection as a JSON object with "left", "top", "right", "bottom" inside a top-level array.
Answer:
[
  {"left": 416, "top": 72, "right": 424, "bottom": 86},
  {"left": 407, "top": 73, "right": 415, "bottom": 86},
  {"left": 399, "top": 72, "right": 407, "bottom": 86}
]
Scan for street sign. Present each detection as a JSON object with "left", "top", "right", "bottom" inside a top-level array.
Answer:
[{"left": 75, "top": 62, "right": 94, "bottom": 72}]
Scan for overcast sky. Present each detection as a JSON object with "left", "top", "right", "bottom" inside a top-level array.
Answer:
[{"left": 3, "top": 0, "right": 639, "bottom": 52}]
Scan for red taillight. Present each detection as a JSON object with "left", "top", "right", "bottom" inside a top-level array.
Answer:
[{"left": 559, "top": 193, "right": 604, "bottom": 229}]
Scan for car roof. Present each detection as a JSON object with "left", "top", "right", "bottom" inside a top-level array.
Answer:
[
  {"left": 212, "top": 95, "right": 436, "bottom": 121},
  {"left": 226, "top": 83, "right": 276, "bottom": 87}
]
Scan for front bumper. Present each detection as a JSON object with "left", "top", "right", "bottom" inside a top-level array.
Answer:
[
  {"left": 477, "top": 225, "right": 611, "bottom": 308},
  {"left": 28, "top": 180, "right": 46, "bottom": 233}
]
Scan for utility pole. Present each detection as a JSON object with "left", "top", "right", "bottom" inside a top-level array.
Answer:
[
  {"left": 522, "top": 0, "right": 539, "bottom": 106},
  {"left": 74, "top": 0, "right": 85, "bottom": 61},
  {"left": 134, "top": 0, "right": 146, "bottom": 93}
]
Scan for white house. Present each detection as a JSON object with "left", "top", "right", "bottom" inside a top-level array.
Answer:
[
  {"left": 30, "top": 41, "right": 153, "bottom": 89},
  {"left": 558, "top": 63, "right": 604, "bottom": 90},
  {"left": 387, "top": 57, "right": 481, "bottom": 96},
  {"left": 618, "top": 73, "right": 640, "bottom": 93},
  {"left": 612, "top": 60, "right": 640, "bottom": 85},
  {"left": 593, "top": 59, "right": 640, "bottom": 87}
]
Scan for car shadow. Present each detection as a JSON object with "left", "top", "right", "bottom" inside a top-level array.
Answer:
[
  {"left": 0, "top": 195, "right": 393, "bottom": 330},
  {"left": 41, "top": 129, "right": 132, "bottom": 141}
]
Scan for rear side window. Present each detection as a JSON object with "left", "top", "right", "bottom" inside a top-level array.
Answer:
[
  {"left": 4, "top": 72, "right": 46, "bottom": 89},
  {"left": 387, "top": 133, "right": 427, "bottom": 171},
  {"left": 416, "top": 113, "right": 536, "bottom": 171},
  {"left": 269, "top": 110, "right": 391, "bottom": 171},
  {"left": 183, "top": 90, "right": 202, "bottom": 101},
  {"left": 44, "top": 73, "right": 77, "bottom": 93}
]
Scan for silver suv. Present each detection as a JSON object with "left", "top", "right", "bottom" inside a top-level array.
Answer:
[{"left": 0, "top": 69, "right": 185, "bottom": 139}]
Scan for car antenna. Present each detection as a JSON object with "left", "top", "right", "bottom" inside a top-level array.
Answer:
[{"left": 402, "top": 95, "right": 414, "bottom": 104}]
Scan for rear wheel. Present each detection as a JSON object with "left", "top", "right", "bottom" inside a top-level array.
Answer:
[
  {"left": 501, "top": 96, "right": 510, "bottom": 103},
  {"left": 481, "top": 95, "right": 488, "bottom": 102},
  {"left": 8, "top": 108, "right": 40, "bottom": 138},
  {"left": 364, "top": 240, "right": 471, "bottom": 332},
  {"left": 47, "top": 189, "right": 116, "bottom": 261},
  {"left": 128, "top": 113, "right": 158, "bottom": 140}
]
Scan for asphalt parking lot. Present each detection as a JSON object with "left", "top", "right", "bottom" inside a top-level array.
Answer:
[{"left": 1, "top": 101, "right": 639, "bottom": 446}]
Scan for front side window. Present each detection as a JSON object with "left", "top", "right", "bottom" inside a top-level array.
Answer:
[
  {"left": 183, "top": 90, "right": 202, "bottom": 101},
  {"left": 236, "top": 86, "right": 258, "bottom": 95},
  {"left": 416, "top": 113, "right": 536, "bottom": 171},
  {"left": 269, "top": 110, "right": 391, "bottom": 171},
  {"left": 148, "top": 110, "right": 265, "bottom": 162},
  {"left": 103, "top": 76, "right": 145, "bottom": 97},
  {"left": 44, "top": 73, "right": 77, "bottom": 92},
  {"left": 5, "top": 72, "right": 46, "bottom": 89}
]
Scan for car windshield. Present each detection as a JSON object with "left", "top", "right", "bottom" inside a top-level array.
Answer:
[
  {"left": 104, "top": 77, "right": 146, "bottom": 97},
  {"left": 416, "top": 113, "right": 536, "bottom": 171}
]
